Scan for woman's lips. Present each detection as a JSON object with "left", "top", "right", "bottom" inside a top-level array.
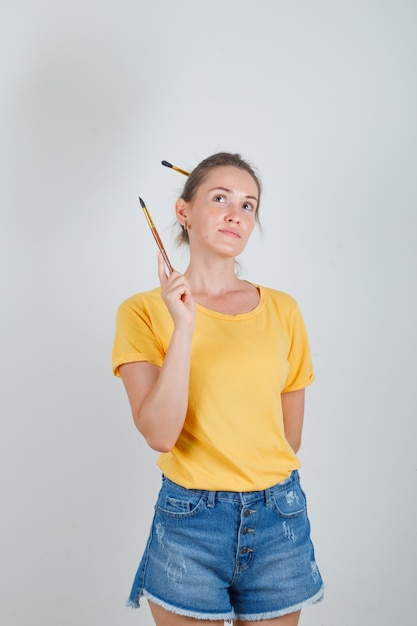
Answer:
[{"left": 219, "top": 229, "right": 240, "bottom": 238}]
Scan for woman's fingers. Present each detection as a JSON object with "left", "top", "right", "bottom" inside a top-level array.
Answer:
[
  {"left": 157, "top": 251, "right": 169, "bottom": 285},
  {"left": 156, "top": 253, "right": 195, "bottom": 326}
]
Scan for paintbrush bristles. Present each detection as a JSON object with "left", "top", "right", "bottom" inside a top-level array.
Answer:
[
  {"left": 161, "top": 160, "right": 190, "bottom": 177},
  {"left": 139, "top": 196, "right": 154, "bottom": 229},
  {"left": 138, "top": 196, "right": 173, "bottom": 274}
]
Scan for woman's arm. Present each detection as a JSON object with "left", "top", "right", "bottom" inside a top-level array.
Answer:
[
  {"left": 119, "top": 253, "right": 196, "bottom": 453},
  {"left": 119, "top": 325, "right": 193, "bottom": 451},
  {"left": 281, "top": 388, "right": 305, "bottom": 453}
]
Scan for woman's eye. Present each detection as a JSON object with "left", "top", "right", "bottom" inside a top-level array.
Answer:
[
  {"left": 214, "top": 195, "right": 226, "bottom": 203},
  {"left": 243, "top": 202, "right": 254, "bottom": 211}
]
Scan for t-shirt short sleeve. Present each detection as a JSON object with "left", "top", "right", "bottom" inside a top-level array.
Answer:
[
  {"left": 112, "top": 294, "right": 165, "bottom": 376},
  {"left": 282, "top": 298, "right": 315, "bottom": 393}
]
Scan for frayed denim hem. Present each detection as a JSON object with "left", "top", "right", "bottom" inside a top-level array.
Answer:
[
  {"left": 125, "top": 586, "right": 324, "bottom": 621},
  {"left": 129, "top": 590, "right": 235, "bottom": 621},
  {"left": 125, "top": 587, "right": 144, "bottom": 609},
  {"left": 235, "top": 585, "right": 325, "bottom": 621}
]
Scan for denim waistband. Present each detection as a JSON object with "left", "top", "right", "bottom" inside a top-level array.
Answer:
[{"left": 161, "top": 470, "right": 300, "bottom": 507}]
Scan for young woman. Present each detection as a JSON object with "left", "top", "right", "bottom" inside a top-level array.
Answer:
[{"left": 112, "top": 153, "right": 324, "bottom": 625}]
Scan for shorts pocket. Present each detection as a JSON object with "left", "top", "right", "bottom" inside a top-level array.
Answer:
[
  {"left": 272, "top": 483, "right": 307, "bottom": 518},
  {"left": 156, "top": 486, "right": 206, "bottom": 519}
]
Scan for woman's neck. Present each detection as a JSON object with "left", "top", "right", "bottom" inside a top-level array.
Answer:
[
  {"left": 184, "top": 258, "right": 240, "bottom": 296},
  {"left": 182, "top": 257, "right": 260, "bottom": 315}
]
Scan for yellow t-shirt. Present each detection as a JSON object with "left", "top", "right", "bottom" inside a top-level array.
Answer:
[{"left": 112, "top": 285, "right": 314, "bottom": 491}]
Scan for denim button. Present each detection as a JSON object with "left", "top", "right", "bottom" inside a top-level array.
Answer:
[
  {"left": 240, "top": 547, "right": 253, "bottom": 554},
  {"left": 242, "top": 527, "right": 254, "bottom": 535},
  {"left": 243, "top": 508, "right": 256, "bottom": 517}
]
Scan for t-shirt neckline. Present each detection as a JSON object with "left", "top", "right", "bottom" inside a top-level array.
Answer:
[{"left": 195, "top": 284, "right": 264, "bottom": 320}]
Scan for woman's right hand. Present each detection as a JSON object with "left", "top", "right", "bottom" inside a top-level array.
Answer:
[{"left": 157, "top": 252, "right": 196, "bottom": 330}]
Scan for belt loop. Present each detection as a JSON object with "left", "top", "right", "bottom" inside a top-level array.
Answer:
[
  {"left": 207, "top": 489, "right": 216, "bottom": 508},
  {"left": 264, "top": 487, "right": 272, "bottom": 506}
]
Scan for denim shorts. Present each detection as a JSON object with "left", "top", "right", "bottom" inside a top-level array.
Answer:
[{"left": 127, "top": 471, "right": 324, "bottom": 621}]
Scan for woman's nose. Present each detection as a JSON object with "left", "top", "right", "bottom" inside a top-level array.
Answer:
[{"left": 226, "top": 211, "right": 240, "bottom": 223}]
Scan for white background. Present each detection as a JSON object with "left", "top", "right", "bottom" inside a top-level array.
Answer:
[{"left": 1, "top": 1, "right": 416, "bottom": 625}]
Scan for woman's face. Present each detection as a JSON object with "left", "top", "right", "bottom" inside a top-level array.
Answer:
[{"left": 177, "top": 166, "right": 259, "bottom": 258}]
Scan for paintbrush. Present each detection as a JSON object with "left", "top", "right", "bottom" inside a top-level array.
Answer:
[
  {"left": 139, "top": 196, "right": 173, "bottom": 274},
  {"left": 161, "top": 160, "right": 190, "bottom": 177}
]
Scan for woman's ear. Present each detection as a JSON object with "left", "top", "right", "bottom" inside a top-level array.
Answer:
[{"left": 175, "top": 198, "right": 189, "bottom": 227}]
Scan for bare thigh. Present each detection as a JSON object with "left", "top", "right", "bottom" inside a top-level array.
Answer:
[
  {"left": 149, "top": 602, "right": 300, "bottom": 626},
  {"left": 236, "top": 610, "right": 301, "bottom": 626},
  {"left": 149, "top": 601, "right": 224, "bottom": 626}
]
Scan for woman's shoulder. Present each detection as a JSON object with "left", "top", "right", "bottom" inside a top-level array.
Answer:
[
  {"left": 116, "top": 286, "right": 164, "bottom": 318},
  {"left": 257, "top": 285, "right": 298, "bottom": 309},
  {"left": 119, "top": 286, "right": 161, "bottom": 307}
]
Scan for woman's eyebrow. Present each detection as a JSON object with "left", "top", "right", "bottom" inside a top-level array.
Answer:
[{"left": 208, "top": 187, "right": 258, "bottom": 202}]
